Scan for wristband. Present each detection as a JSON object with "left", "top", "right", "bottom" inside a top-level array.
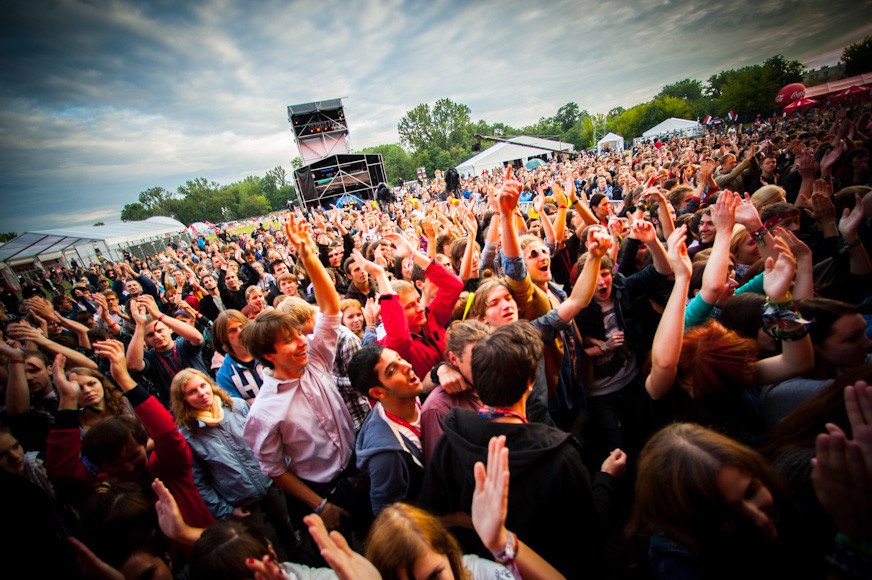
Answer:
[
  {"left": 314, "top": 498, "right": 328, "bottom": 514},
  {"left": 158, "top": 314, "right": 165, "bottom": 323},
  {"left": 762, "top": 297, "right": 811, "bottom": 341},
  {"left": 751, "top": 225, "right": 767, "bottom": 245},
  {"left": 839, "top": 239, "right": 862, "bottom": 254},
  {"left": 558, "top": 205, "right": 567, "bottom": 209},
  {"left": 430, "top": 362, "right": 444, "bottom": 385},
  {"left": 492, "top": 530, "right": 518, "bottom": 563}
]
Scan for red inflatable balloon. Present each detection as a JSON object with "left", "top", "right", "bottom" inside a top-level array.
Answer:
[{"left": 775, "top": 83, "right": 806, "bottom": 108}]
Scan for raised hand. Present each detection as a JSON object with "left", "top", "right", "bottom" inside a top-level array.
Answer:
[
  {"left": 472, "top": 435, "right": 510, "bottom": 554},
  {"left": 587, "top": 226, "right": 613, "bottom": 258},
  {"left": 762, "top": 239, "right": 796, "bottom": 303},
  {"left": 666, "top": 225, "right": 691, "bottom": 280},
  {"left": 839, "top": 193, "right": 868, "bottom": 241},
  {"left": 383, "top": 233, "right": 415, "bottom": 259},
  {"left": 283, "top": 215, "right": 317, "bottom": 260},
  {"left": 302, "top": 514, "right": 380, "bottom": 580},
  {"left": 630, "top": 219, "right": 657, "bottom": 244},
  {"left": 710, "top": 189, "right": 737, "bottom": 233},
  {"left": 51, "top": 353, "right": 80, "bottom": 407},
  {"left": 812, "top": 381, "right": 872, "bottom": 541}
]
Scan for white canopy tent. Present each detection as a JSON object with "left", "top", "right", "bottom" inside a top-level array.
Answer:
[
  {"left": 597, "top": 132, "right": 625, "bottom": 152},
  {"left": 0, "top": 216, "right": 187, "bottom": 289},
  {"left": 638, "top": 117, "right": 703, "bottom": 143},
  {"left": 456, "top": 136, "right": 575, "bottom": 177}
]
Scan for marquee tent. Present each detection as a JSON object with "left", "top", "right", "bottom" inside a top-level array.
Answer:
[
  {"left": 640, "top": 117, "right": 703, "bottom": 140},
  {"left": 597, "top": 132, "right": 625, "bottom": 152},
  {"left": 455, "top": 136, "right": 575, "bottom": 177},
  {"left": 0, "top": 216, "right": 188, "bottom": 288}
]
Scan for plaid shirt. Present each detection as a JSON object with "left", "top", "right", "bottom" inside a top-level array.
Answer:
[{"left": 334, "top": 324, "right": 372, "bottom": 431}]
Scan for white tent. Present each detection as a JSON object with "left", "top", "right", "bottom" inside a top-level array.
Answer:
[
  {"left": 0, "top": 216, "right": 187, "bottom": 284},
  {"left": 597, "top": 132, "right": 625, "bottom": 152},
  {"left": 456, "top": 136, "right": 575, "bottom": 177},
  {"left": 640, "top": 117, "right": 703, "bottom": 140}
]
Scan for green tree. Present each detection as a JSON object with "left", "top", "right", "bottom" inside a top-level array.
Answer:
[
  {"left": 398, "top": 99, "right": 472, "bottom": 151},
  {"left": 120, "top": 203, "right": 149, "bottom": 222},
  {"left": 360, "top": 143, "right": 415, "bottom": 183},
  {"left": 554, "top": 102, "right": 581, "bottom": 132},
  {"left": 764, "top": 54, "right": 804, "bottom": 87},
  {"left": 842, "top": 35, "right": 872, "bottom": 77},
  {"left": 657, "top": 79, "right": 704, "bottom": 101},
  {"left": 291, "top": 157, "right": 303, "bottom": 170},
  {"left": 0, "top": 232, "right": 18, "bottom": 242},
  {"left": 237, "top": 195, "right": 270, "bottom": 219}
]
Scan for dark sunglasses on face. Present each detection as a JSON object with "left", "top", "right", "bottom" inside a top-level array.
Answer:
[{"left": 527, "top": 248, "right": 548, "bottom": 259}]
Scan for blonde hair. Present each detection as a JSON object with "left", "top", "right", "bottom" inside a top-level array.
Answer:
[
  {"left": 750, "top": 185, "right": 786, "bottom": 211},
  {"left": 170, "top": 369, "right": 233, "bottom": 432},
  {"left": 365, "top": 503, "right": 470, "bottom": 580},
  {"left": 276, "top": 296, "right": 318, "bottom": 329}
]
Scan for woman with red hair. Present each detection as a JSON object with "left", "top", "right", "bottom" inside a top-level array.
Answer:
[{"left": 645, "top": 224, "right": 814, "bottom": 441}]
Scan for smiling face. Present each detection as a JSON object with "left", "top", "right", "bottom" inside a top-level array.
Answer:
[
  {"left": 247, "top": 288, "right": 266, "bottom": 311},
  {"left": 265, "top": 329, "right": 309, "bottom": 374},
  {"left": 735, "top": 232, "right": 760, "bottom": 265},
  {"left": 698, "top": 213, "right": 716, "bottom": 245},
  {"left": 100, "top": 434, "right": 148, "bottom": 482},
  {"left": 183, "top": 375, "right": 214, "bottom": 411}
]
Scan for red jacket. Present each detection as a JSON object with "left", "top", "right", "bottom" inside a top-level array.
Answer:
[
  {"left": 46, "top": 385, "right": 214, "bottom": 530},
  {"left": 378, "top": 259, "right": 464, "bottom": 379}
]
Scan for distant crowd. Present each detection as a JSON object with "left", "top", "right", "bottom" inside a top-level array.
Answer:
[{"left": 1, "top": 103, "right": 872, "bottom": 580}]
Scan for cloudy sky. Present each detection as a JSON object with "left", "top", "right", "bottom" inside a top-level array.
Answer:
[{"left": 1, "top": 0, "right": 870, "bottom": 233}]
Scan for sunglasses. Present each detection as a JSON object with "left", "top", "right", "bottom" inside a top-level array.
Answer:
[{"left": 527, "top": 248, "right": 549, "bottom": 259}]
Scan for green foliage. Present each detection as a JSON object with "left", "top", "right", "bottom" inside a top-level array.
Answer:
[
  {"left": 237, "top": 195, "right": 271, "bottom": 219},
  {"left": 0, "top": 232, "right": 18, "bottom": 242},
  {"left": 554, "top": 102, "right": 582, "bottom": 132},
  {"left": 120, "top": 202, "right": 149, "bottom": 222},
  {"left": 398, "top": 98, "right": 472, "bottom": 151},
  {"left": 657, "top": 79, "right": 704, "bottom": 101},
  {"left": 842, "top": 35, "right": 872, "bottom": 77},
  {"left": 359, "top": 143, "right": 415, "bottom": 183}
]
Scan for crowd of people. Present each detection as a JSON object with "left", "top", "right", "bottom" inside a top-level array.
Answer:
[{"left": 2, "top": 103, "right": 872, "bottom": 579}]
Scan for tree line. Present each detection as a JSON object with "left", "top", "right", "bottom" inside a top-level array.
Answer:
[
  {"left": 119, "top": 37, "right": 870, "bottom": 225},
  {"left": 120, "top": 167, "right": 294, "bottom": 225}
]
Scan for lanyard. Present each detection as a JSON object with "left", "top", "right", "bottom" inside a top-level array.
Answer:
[
  {"left": 478, "top": 406, "right": 528, "bottom": 423},
  {"left": 384, "top": 405, "right": 422, "bottom": 438},
  {"left": 156, "top": 344, "right": 180, "bottom": 376}
]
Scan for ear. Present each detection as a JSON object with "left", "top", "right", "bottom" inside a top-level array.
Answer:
[
  {"left": 262, "top": 352, "right": 276, "bottom": 365},
  {"left": 368, "top": 386, "right": 387, "bottom": 401},
  {"left": 447, "top": 351, "right": 460, "bottom": 368}
]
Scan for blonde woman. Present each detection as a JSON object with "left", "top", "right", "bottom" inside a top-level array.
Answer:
[{"left": 169, "top": 369, "right": 298, "bottom": 555}]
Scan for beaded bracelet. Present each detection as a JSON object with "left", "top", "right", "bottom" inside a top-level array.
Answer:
[{"left": 839, "top": 239, "right": 862, "bottom": 255}]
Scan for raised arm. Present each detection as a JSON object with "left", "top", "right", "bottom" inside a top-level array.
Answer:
[
  {"left": 473, "top": 436, "right": 566, "bottom": 580},
  {"left": 1, "top": 337, "right": 30, "bottom": 416},
  {"left": 138, "top": 294, "right": 203, "bottom": 346},
  {"left": 285, "top": 214, "right": 339, "bottom": 315},
  {"left": 457, "top": 210, "right": 479, "bottom": 282},
  {"left": 556, "top": 228, "right": 612, "bottom": 322},
  {"left": 752, "top": 248, "right": 815, "bottom": 384},
  {"left": 646, "top": 226, "right": 692, "bottom": 400},
  {"left": 632, "top": 219, "right": 671, "bottom": 275},
  {"left": 125, "top": 298, "right": 149, "bottom": 373},
  {"left": 734, "top": 192, "right": 779, "bottom": 264},
  {"left": 839, "top": 192, "right": 872, "bottom": 276},
  {"left": 699, "top": 190, "right": 737, "bottom": 305}
]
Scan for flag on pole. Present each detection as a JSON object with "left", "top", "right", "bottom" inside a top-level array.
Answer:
[
  {"left": 727, "top": 111, "right": 737, "bottom": 121},
  {"left": 703, "top": 115, "right": 713, "bottom": 124}
]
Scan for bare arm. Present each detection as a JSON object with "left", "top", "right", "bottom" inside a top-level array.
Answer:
[
  {"left": 138, "top": 295, "right": 203, "bottom": 346},
  {"left": 699, "top": 191, "right": 736, "bottom": 305},
  {"left": 646, "top": 227, "right": 692, "bottom": 400},
  {"left": 1, "top": 338, "right": 29, "bottom": 415},
  {"left": 286, "top": 215, "right": 340, "bottom": 315},
  {"left": 556, "top": 229, "right": 612, "bottom": 322}
]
